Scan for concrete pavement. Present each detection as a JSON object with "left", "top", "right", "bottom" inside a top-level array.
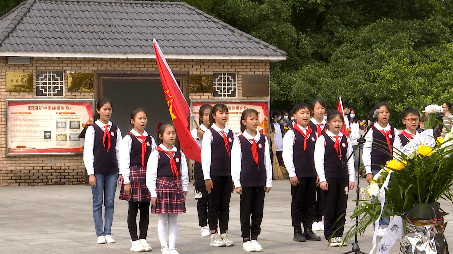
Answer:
[{"left": 0, "top": 179, "right": 452, "bottom": 254}]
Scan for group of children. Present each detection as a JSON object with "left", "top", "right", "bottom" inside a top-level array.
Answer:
[{"left": 83, "top": 97, "right": 431, "bottom": 253}]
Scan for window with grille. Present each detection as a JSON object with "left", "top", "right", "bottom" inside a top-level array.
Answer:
[
  {"left": 36, "top": 71, "right": 64, "bottom": 97},
  {"left": 213, "top": 73, "right": 237, "bottom": 98}
]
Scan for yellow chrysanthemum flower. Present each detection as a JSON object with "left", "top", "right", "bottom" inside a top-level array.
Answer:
[
  {"left": 386, "top": 159, "right": 407, "bottom": 172},
  {"left": 417, "top": 145, "right": 433, "bottom": 156}
]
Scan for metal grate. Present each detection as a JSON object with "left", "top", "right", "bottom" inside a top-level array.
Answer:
[
  {"left": 36, "top": 71, "right": 64, "bottom": 97},
  {"left": 213, "top": 73, "right": 237, "bottom": 98}
]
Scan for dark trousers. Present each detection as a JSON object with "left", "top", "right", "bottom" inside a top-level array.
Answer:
[
  {"left": 291, "top": 177, "right": 316, "bottom": 233},
  {"left": 195, "top": 184, "right": 209, "bottom": 227},
  {"left": 322, "top": 178, "right": 348, "bottom": 240},
  {"left": 208, "top": 175, "right": 233, "bottom": 233},
  {"left": 240, "top": 187, "right": 265, "bottom": 240},
  {"left": 275, "top": 151, "right": 284, "bottom": 167},
  {"left": 315, "top": 186, "right": 324, "bottom": 222},
  {"left": 127, "top": 201, "right": 150, "bottom": 241}
]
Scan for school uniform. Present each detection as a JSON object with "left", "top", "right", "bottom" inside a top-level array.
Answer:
[
  {"left": 282, "top": 123, "right": 319, "bottom": 239},
  {"left": 191, "top": 124, "right": 210, "bottom": 228},
  {"left": 83, "top": 120, "right": 122, "bottom": 237},
  {"left": 201, "top": 124, "right": 234, "bottom": 234},
  {"left": 118, "top": 129, "right": 155, "bottom": 241},
  {"left": 146, "top": 144, "right": 189, "bottom": 214},
  {"left": 314, "top": 130, "right": 355, "bottom": 240},
  {"left": 231, "top": 131, "right": 272, "bottom": 241},
  {"left": 309, "top": 118, "right": 326, "bottom": 224},
  {"left": 398, "top": 130, "right": 415, "bottom": 147}
]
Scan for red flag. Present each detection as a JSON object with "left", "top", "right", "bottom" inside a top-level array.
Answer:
[
  {"left": 153, "top": 39, "right": 201, "bottom": 162},
  {"left": 336, "top": 97, "right": 349, "bottom": 137}
]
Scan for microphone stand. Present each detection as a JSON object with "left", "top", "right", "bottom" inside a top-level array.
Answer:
[{"left": 342, "top": 119, "right": 375, "bottom": 254}]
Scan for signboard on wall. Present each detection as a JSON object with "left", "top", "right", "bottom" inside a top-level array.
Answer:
[
  {"left": 6, "top": 99, "right": 94, "bottom": 155},
  {"left": 191, "top": 100, "right": 269, "bottom": 135}
]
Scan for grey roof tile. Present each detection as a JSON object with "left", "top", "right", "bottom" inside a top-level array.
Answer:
[{"left": 0, "top": 0, "right": 285, "bottom": 58}]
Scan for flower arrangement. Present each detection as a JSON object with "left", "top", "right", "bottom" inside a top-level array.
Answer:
[
  {"left": 423, "top": 104, "right": 443, "bottom": 129},
  {"left": 345, "top": 132, "right": 453, "bottom": 241}
]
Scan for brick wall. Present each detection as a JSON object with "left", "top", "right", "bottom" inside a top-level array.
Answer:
[{"left": 0, "top": 57, "right": 270, "bottom": 186}]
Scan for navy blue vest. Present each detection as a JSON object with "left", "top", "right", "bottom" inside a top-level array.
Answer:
[
  {"left": 93, "top": 124, "right": 118, "bottom": 175},
  {"left": 209, "top": 128, "right": 233, "bottom": 176},
  {"left": 323, "top": 134, "right": 348, "bottom": 179},
  {"left": 157, "top": 149, "right": 182, "bottom": 178},
  {"left": 371, "top": 126, "right": 395, "bottom": 172},
  {"left": 239, "top": 135, "right": 266, "bottom": 187},
  {"left": 398, "top": 133, "right": 410, "bottom": 147},
  {"left": 129, "top": 134, "right": 152, "bottom": 166},
  {"left": 309, "top": 121, "right": 325, "bottom": 136},
  {"left": 293, "top": 129, "right": 317, "bottom": 178}
]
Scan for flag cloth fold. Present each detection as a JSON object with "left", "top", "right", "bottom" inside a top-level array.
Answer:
[
  {"left": 336, "top": 97, "right": 349, "bottom": 137},
  {"left": 153, "top": 39, "right": 201, "bottom": 162}
]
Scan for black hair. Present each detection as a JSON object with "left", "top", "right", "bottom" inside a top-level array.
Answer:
[
  {"left": 282, "top": 110, "right": 289, "bottom": 116},
  {"left": 401, "top": 108, "right": 420, "bottom": 120},
  {"left": 198, "top": 104, "right": 213, "bottom": 125},
  {"left": 156, "top": 122, "right": 175, "bottom": 145},
  {"left": 310, "top": 98, "right": 326, "bottom": 112},
  {"left": 209, "top": 104, "right": 229, "bottom": 126},
  {"left": 240, "top": 108, "right": 259, "bottom": 133},
  {"left": 327, "top": 110, "right": 345, "bottom": 123},
  {"left": 443, "top": 102, "right": 452, "bottom": 112},
  {"left": 343, "top": 101, "right": 352, "bottom": 110},
  {"left": 420, "top": 115, "right": 426, "bottom": 122},
  {"left": 129, "top": 107, "right": 147, "bottom": 130},
  {"left": 349, "top": 108, "right": 358, "bottom": 123},
  {"left": 291, "top": 102, "right": 310, "bottom": 116},
  {"left": 271, "top": 110, "right": 281, "bottom": 118},
  {"left": 95, "top": 98, "right": 113, "bottom": 120},
  {"left": 373, "top": 102, "right": 392, "bottom": 115}
]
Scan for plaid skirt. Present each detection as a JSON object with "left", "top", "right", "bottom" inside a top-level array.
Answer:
[
  {"left": 151, "top": 177, "right": 186, "bottom": 214},
  {"left": 119, "top": 165, "right": 151, "bottom": 202}
]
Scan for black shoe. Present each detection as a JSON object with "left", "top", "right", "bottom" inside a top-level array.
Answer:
[
  {"left": 305, "top": 229, "right": 321, "bottom": 241},
  {"left": 293, "top": 232, "right": 306, "bottom": 242}
]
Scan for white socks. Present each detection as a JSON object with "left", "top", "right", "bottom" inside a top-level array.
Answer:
[{"left": 158, "top": 214, "right": 178, "bottom": 249}]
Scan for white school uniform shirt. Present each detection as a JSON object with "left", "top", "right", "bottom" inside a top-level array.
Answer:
[
  {"left": 349, "top": 122, "right": 361, "bottom": 146},
  {"left": 119, "top": 129, "right": 156, "bottom": 184},
  {"left": 83, "top": 120, "right": 122, "bottom": 176},
  {"left": 314, "top": 130, "right": 355, "bottom": 183},
  {"left": 231, "top": 131, "right": 273, "bottom": 188},
  {"left": 273, "top": 122, "right": 283, "bottom": 152},
  {"left": 201, "top": 124, "right": 235, "bottom": 180},
  {"left": 191, "top": 124, "right": 209, "bottom": 148},
  {"left": 362, "top": 122, "right": 401, "bottom": 174},
  {"left": 310, "top": 117, "right": 326, "bottom": 137},
  {"left": 145, "top": 144, "right": 189, "bottom": 198},
  {"left": 282, "top": 124, "right": 310, "bottom": 178}
]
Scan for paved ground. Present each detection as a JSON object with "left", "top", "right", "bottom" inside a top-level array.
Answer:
[{"left": 0, "top": 179, "right": 452, "bottom": 254}]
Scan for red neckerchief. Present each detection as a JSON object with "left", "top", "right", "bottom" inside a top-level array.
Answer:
[
  {"left": 220, "top": 130, "right": 230, "bottom": 156},
  {"left": 244, "top": 134, "right": 259, "bottom": 165},
  {"left": 156, "top": 146, "right": 179, "bottom": 179},
  {"left": 317, "top": 123, "right": 323, "bottom": 136},
  {"left": 333, "top": 135, "right": 341, "bottom": 158},
  {"left": 103, "top": 125, "right": 111, "bottom": 152},
  {"left": 379, "top": 129, "right": 393, "bottom": 154},
  {"left": 293, "top": 124, "right": 312, "bottom": 151},
  {"left": 401, "top": 130, "right": 414, "bottom": 140},
  {"left": 130, "top": 132, "right": 147, "bottom": 167}
]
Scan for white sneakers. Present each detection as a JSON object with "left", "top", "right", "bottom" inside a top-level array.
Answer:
[
  {"left": 161, "top": 247, "right": 170, "bottom": 254},
  {"left": 329, "top": 237, "right": 347, "bottom": 247},
  {"left": 312, "top": 221, "right": 324, "bottom": 231},
  {"left": 210, "top": 233, "right": 226, "bottom": 247},
  {"left": 377, "top": 227, "right": 387, "bottom": 237},
  {"left": 97, "top": 236, "right": 106, "bottom": 244},
  {"left": 139, "top": 239, "right": 152, "bottom": 252},
  {"left": 243, "top": 240, "right": 263, "bottom": 252},
  {"left": 200, "top": 226, "right": 211, "bottom": 237},
  {"left": 131, "top": 240, "right": 145, "bottom": 252},
  {"left": 220, "top": 233, "right": 234, "bottom": 247},
  {"left": 105, "top": 235, "right": 115, "bottom": 243},
  {"left": 168, "top": 249, "right": 179, "bottom": 254}
]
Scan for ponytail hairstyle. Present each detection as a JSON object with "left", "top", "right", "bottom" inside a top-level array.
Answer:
[
  {"left": 209, "top": 103, "right": 229, "bottom": 126},
  {"left": 156, "top": 122, "right": 175, "bottom": 145},
  {"left": 95, "top": 98, "right": 113, "bottom": 120},
  {"left": 199, "top": 104, "right": 213, "bottom": 125},
  {"left": 129, "top": 107, "right": 147, "bottom": 130},
  {"left": 326, "top": 110, "right": 344, "bottom": 130},
  {"left": 240, "top": 108, "right": 259, "bottom": 133}
]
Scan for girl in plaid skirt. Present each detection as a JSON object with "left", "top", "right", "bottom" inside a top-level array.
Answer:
[
  {"left": 146, "top": 123, "right": 189, "bottom": 254},
  {"left": 119, "top": 108, "right": 156, "bottom": 252}
]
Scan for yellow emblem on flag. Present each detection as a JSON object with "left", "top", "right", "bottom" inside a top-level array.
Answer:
[{"left": 165, "top": 90, "right": 177, "bottom": 120}]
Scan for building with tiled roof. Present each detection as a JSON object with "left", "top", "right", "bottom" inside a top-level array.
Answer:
[{"left": 0, "top": 0, "right": 286, "bottom": 186}]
